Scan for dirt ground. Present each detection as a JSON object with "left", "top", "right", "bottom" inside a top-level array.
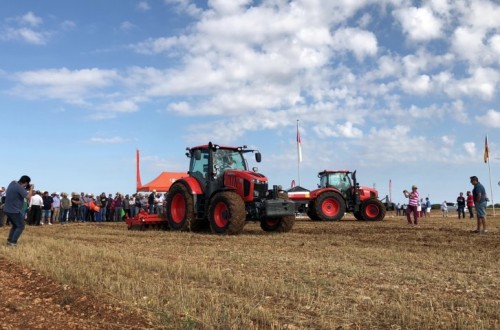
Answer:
[{"left": 0, "top": 256, "right": 155, "bottom": 330}]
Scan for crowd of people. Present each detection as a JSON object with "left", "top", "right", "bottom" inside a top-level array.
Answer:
[
  {"left": 0, "top": 177, "right": 168, "bottom": 246},
  {"left": 0, "top": 188, "right": 167, "bottom": 226}
]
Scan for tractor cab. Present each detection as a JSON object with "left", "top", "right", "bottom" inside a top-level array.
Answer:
[
  {"left": 187, "top": 142, "right": 264, "bottom": 201},
  {"left": 318, "top": 170, "right": 353, "bottom": 200}
]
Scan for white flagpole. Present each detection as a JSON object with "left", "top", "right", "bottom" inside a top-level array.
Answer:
[
  {"left": 485, "top": 135, "right": 495, "bottom": 216},
  {"left": 297, "top": 120, "right": 302, "bottom": 186}
]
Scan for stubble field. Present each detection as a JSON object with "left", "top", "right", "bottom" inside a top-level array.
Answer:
[{"left": 0, "top": 211, "right": 498, "bottom": 329}]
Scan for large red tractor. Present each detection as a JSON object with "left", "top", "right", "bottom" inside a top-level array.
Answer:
[
  {"left": 289, "top": 170, "right": 386, "bottom": 221},
  {"left": 165, "top": 142, "right": 295, "bottom": 234}
]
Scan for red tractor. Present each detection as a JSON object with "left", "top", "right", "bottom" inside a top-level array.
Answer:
[
  {"left": 289, "top": 170, "right": 386, "bottom": 221},
  {"left": 165, "top": 142, "right": 295, "bottom": 234}
]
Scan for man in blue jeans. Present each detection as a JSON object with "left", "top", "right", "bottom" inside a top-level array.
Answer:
[{"left": 4, "top": 175, "right": 33, "bottom": 246}]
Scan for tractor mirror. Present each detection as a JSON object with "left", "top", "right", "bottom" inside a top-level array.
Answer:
[
  {"left": 194, "top": 150, "right": 201, "bottom": 160},
  {"left": 255, "top": 152, "right": 261, "bottom": 163}
]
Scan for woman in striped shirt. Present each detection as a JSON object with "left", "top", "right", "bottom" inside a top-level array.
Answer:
[{"left": 404, "top": 185, "right": 419, "bottom": 226}]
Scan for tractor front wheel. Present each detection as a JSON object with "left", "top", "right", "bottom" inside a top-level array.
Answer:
[
  {"left": 166, "top": 183, "right": 194, "bottom": 231},
  {"left": 261, "top": 215, "right": 295, "bottom": 232},
  {"left": 353, "top": 211, "right": 364, "bottom": 221},
  {"left": 360, "top": 199, "right": 386, "bottom": 221},
  {"left": 208, "top": 191, "right": 246, "bottom": 235},
  {"left": 314, "top": 192, "right": 346, "bottom": 221},
  {"left": 306, "top": 201, "right": 321, "bottom": 221}
]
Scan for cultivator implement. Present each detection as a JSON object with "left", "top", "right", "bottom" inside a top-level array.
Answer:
[{"left": 125, "top": 210, "right": 168, "bottom": 230}]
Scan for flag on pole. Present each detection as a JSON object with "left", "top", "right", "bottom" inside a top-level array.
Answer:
[
  {"left": 484, "top": 135, "right": 489, "bottom": 163},
  {"left": 297, "top": 122, "right": 303, "bottom": 163}
]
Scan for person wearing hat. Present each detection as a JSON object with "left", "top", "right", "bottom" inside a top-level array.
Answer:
[
  {"left": 113, "top": 193, "right": 123, "bottom": 221},
  {"left": 470, "top": 176, "right": 488, "bottom": 234},
  {"left": 60, "top": 193, "right": 71, "bottom": 224},
  {"left": 4, "top": 175, "right": 33, "bottom": 246},
  {"left": 51, "top": 192, "right": 61, "bottom": 224},
  {"left": 403, "top": 184, "right": 419, "bottom": 226}
]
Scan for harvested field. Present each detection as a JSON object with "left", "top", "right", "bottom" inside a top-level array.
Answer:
[{"left": 0, "top": 212, "right": 499, "bottom": 329}]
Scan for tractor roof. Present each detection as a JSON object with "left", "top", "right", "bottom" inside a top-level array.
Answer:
[
  {"left": 189, "top": 143, "right": 251, "bottom": 152},
  {"left": 319, "top": 170, "right": 351, "bottom": 175}
]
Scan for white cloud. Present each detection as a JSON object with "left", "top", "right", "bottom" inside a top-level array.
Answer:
[
  {"left": 3, "top": 27, "right": 48, "bottom": 45},
  {"left": 89, "top": 136, "right": 128, "bottom": 144},
  {"left": 19, "top": 12, "right": 43, "bottom": 27},
  {"left": 463, "top": 142, "right": 476, "bottom": 157},
  {"left": 313, "top": 121, "right": 363, "bottom": 139},
  {"left": 401, "top": 74, "right": 431, "bottom": 94},
  {"left": 120, "top": 21, "right": 137, "bottom": 32},
  {"left": 476, "top": 109, "right": 500, "bottom": 128},
  {"left": 331, "top": 27, "right": 378, "bottom": 61},
  {"left": 12, "top": 68, "right": 119, "bottom": 104},
  {"left": 393, "top": 6, "right": 443, "bottom": 41},
  {"left": 137, "top": 1, "right": 151, "bottom": 12}
]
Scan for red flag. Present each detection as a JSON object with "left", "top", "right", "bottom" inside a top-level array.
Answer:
[
  {"left": 297, "top": 122, "right": 302, "bottom": 163},
  {"left": 484, "top": 136, "right": 489, "bottom": 163}
]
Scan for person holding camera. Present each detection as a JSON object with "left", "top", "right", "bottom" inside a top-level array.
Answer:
[
  {"left": 4, "top": 175, "right": 33, "bottom": 246},
  {"left": 403, "top": 185, "right": 419, "bottom": 226}
]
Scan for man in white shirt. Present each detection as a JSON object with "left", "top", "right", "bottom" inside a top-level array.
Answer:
[{"left": 29, "top": 191, "right": 44, "bottom": 226}]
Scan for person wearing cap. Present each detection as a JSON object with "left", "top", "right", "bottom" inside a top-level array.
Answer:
[
  {"left": 99, "top": 193, "right": 108, "bottom": 222},
  {"left": 403, "top": 184, "right": 419, "bottom": 226},
  {"left": 52, "top": 192, "right": 61, "bottom": 224},
  {"left": 4, "top": 175, "right": 33, "bottom": 246},
  {"left": 470, "top": 176, "right": 488, "bottom": 234}
]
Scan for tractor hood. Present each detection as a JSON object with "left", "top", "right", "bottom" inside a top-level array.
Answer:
[
  {"left": 223, "top": 169, "right": 268, "bottom": 202},
  {"left": 358, "top": 185, "right": 379, "bottom": 199}
]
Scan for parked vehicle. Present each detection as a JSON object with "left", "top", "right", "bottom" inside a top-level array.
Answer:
[
  {"left": 288, "top": 170, "right": 386, "bottom": 221},
  {"left": 165, "top": 142, "right": 295, "bottom": 234}
]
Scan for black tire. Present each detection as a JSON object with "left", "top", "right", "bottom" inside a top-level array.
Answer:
[
  {"left": 353, "top": 211, "right": 364, "bottom": 221},
  {"left": 190, "top": 217, "right": 210, "bottom": 232},
  {"left": 360, "top": 199, "right": 386, "bottom": 221},
  {"left": 260, "top": 215, "right": 295, "bottom": 232},
  {"left": 208, "top": 191, "right": 246, "bottom": 235},
  {"left": 306, "top": 202, "right": 321, "bottom": 221},
  {"left": 314, "top": 192, "right": 346, "bottom": 221},
  {"left": 166, "top": 183, "right": 194, "bottom": 231}
]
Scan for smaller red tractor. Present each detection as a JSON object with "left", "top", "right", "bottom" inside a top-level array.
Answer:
[
  {"left": 165, "top": 142, "right": 295, "bottom": 234},
  {"left": 288, "top": 170, "right": 386, "bottom": 221}
]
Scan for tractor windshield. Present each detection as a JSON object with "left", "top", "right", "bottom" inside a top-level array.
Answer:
[
  {"left": 214, "top": 149, "right": 246, "bottom": 176},
  {"left": 321, "top": 172, "right": 352, "bottom": 192}
]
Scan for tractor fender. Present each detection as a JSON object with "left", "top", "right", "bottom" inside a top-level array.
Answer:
[
  {"left": 175, "top": 177, "right": 204, "bottom": 195},
  {"left": 309, "top": 187, "right": 344, "bottom": 201},
  {"left": 208, "top": 187, "right": 237, "bottom": 203}
]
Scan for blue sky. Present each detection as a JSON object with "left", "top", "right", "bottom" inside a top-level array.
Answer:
[{"left": 1, "top": 0, "right": 499, "bottom": 206}]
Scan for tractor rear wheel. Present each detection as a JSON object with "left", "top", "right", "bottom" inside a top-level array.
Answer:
[
  {"left": 260, "top": 215, "right": 295, "bottom": 232},
  {"left": 166, "top": 183, "right": 194, "bottom": 231},
  {"left": 360, "top": 199, "right": 386, "bottom": 221},
  {"left": 314, "top": 192, "right": 346, "bottom": 221},
  {"left": 306, "top": 201, "right": 321, "bottom": 221},
  {"left": 208, "top": 191, "right": 246, "bottom": 235}
]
